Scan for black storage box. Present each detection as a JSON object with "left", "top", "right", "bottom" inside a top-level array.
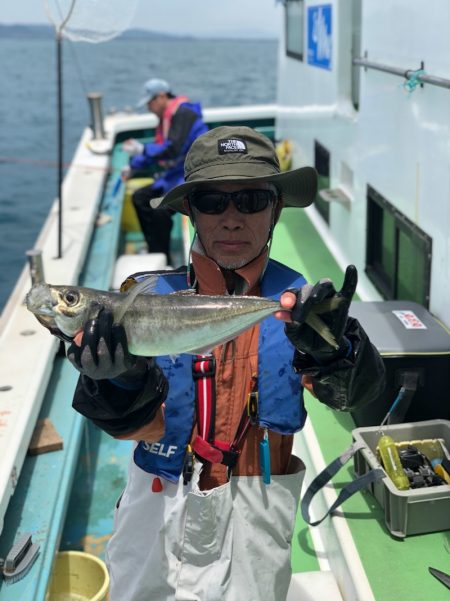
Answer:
[{"left": 349, "top": 301, "right": 450, "bottom": 426}]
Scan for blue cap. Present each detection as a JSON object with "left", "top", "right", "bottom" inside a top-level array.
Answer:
[{"left": 137, "top": 78, "right": 171, "bottom": 108}]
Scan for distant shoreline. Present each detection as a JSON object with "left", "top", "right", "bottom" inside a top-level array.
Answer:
[{"left": 0, "top": 23, "right": 277, "bottom": 42}]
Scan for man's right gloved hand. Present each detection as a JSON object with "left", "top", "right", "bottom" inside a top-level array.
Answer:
[
  {"left": 67, "top": 307, "right": 141, "bottom": 380},
  {"left": 285, "top": 265, "right": 358, "bottom": 364}
]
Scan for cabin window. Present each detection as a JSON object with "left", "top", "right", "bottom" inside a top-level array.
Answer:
[
  {"left": 366, "top": 186, "right": 432, "bottom": 307},
  {"left": 314, "top": 140, "right": 330, "bottom": 223},
  {"left": 285, "top": 0, "right": 304, "bottom": 61},
  {"left": 351, "top": 0, "right": 362, "bottom": 110}
]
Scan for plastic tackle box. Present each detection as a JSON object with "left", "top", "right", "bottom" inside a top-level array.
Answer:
[{"left": 352, "top": 419, "right": 450, "bottom": 537}]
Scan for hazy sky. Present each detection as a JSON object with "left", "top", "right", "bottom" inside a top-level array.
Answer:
[{"left": 1, "top": 0, "right": 283, "bottom": 38}]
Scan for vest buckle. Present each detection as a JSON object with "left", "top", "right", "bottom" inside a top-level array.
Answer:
[
  {"left": 247, "top": 391, "right": 259, "bottom": 425},
  {"left": 192, "top": 356, "right": 216, "bottom": 379},
  {"left": 183, "top": 445, "right": 194, "bottom": 485}
]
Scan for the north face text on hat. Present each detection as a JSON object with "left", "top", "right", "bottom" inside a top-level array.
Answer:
[{"left": 218, "top": 139, "right": 248, "bottom": 154}]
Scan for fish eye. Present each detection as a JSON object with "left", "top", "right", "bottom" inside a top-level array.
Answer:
[{"left": 63, "top": 290, "right": 79, "bottom": 306}]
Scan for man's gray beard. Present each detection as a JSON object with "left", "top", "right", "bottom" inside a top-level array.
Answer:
[
  {"left": 216, "top": 257, "right": 250, "bottom": 270},
  {"left": 193, "top": 235, "right": 268, "bottom": 271},
  {"left": 193, "top": 236, "right": 250, "bottom": 269},
  {"left": 216, "top": 243, "right": 269, "bottom": 270}
]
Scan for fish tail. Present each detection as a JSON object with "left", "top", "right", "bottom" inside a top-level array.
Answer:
[{"left": 305, "top": 313, "right": 339, "bottom": 349}]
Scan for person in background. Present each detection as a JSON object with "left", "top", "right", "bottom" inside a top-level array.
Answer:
[
  {"left": 122, "top": 78, "right": 208, "bottom": 265},
  {"left": 66, "top": 127, "right": 385, "bottom": 601}
]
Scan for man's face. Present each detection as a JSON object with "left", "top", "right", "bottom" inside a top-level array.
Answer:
[
  {"left": 146, "top": 93, "right": 168, "bottom": 118},
  {"left": 188, "top": 183, "right": 279, "bottom": 269}
]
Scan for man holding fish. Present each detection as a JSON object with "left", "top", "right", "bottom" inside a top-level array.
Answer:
[{"left": 27, "top": 126, "right": 385, "bottom": 601}]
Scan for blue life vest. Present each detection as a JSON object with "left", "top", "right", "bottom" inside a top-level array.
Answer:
[{"left": 133, "top": 259, "right": 307, "bottom": 482}]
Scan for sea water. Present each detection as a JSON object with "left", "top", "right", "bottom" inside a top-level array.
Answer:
[{"left": 0, "top": 37, "right": 278, "bottom": 310}]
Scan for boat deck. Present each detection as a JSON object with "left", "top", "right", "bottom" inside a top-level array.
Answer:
[
  {"left": 272, "top": 209, "right": 450, "bottom": 601},
  {"left": 0, "top": 124, "right": 448, "bottom": 601}
]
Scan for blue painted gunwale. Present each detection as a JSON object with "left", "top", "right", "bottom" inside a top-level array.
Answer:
[{"left": 0, "top": 149, "right": 125, "bottom": 600}]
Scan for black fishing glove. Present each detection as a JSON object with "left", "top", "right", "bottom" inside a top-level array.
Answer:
[
  {"left": 73, "top": 357, "right": 169, "bottom": 436},
  {"left": 67, "top": 307, "right": 141, "bottom": 380},
  {"left": 285, "top": 265, "right": 358, "bottom": 364}
]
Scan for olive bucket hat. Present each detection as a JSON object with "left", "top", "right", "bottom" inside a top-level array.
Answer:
[{"left": 150, "top": 126, "right": 318, "bottom": 214}]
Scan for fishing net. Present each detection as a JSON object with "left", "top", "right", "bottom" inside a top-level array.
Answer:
[{"left": 44, "top": 0, "right": 139, "bottom": 42}]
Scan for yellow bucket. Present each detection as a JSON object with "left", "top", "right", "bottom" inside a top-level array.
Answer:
[
  {"left": 121, "top": 177, "right": 154, "bottom": 232},
  {"left": 45, "top": 551, "right": 109, "bottom": 601}
]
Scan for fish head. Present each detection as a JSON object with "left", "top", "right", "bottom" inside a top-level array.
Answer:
[{"left": 26, "top": 283, "right": 98, "bottom": 339}]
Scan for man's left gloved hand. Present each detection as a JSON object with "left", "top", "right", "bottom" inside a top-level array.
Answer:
[
  {"left": 122, "top": 138, "right": 144, "bottom": 156},
  {"left": 67, "top": 307, "right": 140, "bottom": 380},
  {"left": 284, "top": 265, "right": 358, "bottom": 364}
]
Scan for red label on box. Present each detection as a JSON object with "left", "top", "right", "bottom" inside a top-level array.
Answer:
[{"left": 392, "top": 310, "right": 427, "bottom": 330}]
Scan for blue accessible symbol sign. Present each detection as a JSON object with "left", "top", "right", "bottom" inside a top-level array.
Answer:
[{"left": 307, "top": 4, "right": 332, "bottom": 70}]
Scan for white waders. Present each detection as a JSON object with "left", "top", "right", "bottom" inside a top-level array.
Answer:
[{"left": 106, "top": 454, "right": 305, "bottom": 601}]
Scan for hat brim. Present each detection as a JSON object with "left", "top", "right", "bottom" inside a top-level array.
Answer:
[
  {"left": 150, "top": 166, "right": 318, "bottom": 214},
  {"left": 136, "top": 95, "right": 151, "bottom": 109}
]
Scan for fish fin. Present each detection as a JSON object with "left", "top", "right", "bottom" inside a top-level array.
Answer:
[
  {"left": 305, "top": 313, "right": 339, "bottom": 349},
  {"left": 312, "top": 297, "right": 342, "bottom": 314},
  {"left": 114, "top": 275, "right": 158, "bottom": 324}
]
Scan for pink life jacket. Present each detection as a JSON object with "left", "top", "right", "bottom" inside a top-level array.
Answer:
[{"left": 155, "top": 96, "right": 190, "bottom": 143}]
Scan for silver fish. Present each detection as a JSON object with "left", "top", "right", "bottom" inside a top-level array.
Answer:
[{"left": 26, "top": 276, "right": 339, "bottom": 356}]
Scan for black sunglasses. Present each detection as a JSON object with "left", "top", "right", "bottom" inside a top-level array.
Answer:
[{"left": 188, "top": 188, "right": 278, "bottom": 215}]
